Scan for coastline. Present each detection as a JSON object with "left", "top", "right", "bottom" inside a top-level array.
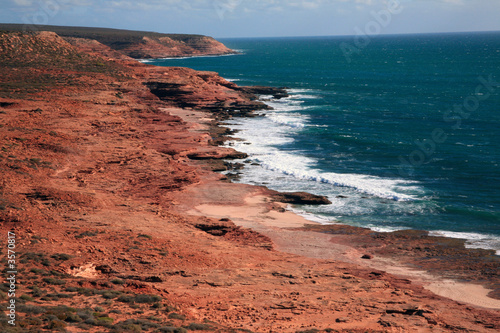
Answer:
[
  {"left": 166, "top": 104, "right": 500, "bottom": 310},
  {"left": 138, "top": 52, "right": 242, "bottom": 63},
  {"left": 1, "top": 30, "right": 499, "bottom": 332}
]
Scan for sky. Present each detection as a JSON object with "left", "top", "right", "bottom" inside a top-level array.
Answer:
[{"left": 1, "top": 0, "right": 500, "bottom": 38}]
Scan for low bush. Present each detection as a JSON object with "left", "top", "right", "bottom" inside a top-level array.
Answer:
[
  {"left": 42, "top": 277, "right": 66, "bottom": 285},
  {"left": 184, "top": 323, "right": 215, "bottom": 331},
  {"left": 167, "top": 313, "right": 185, "bottom": 321},
  {"left": 134, "top": 294, "right": 162, "bottom": 304},
  {"left": 158, "top": 327, "right": 188, "bottom": 333}
]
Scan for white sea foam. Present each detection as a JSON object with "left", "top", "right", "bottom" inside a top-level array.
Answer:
[
  {"left": 287, "top": 88, "right": 316, "bottom": 94},
  {"left": 267, "top": 113, "right": 307, "bottom": 128},
  {"left": 225, "top": 103, "right": 420, "bottom": 202},
  {"left": 287, "top": 206, "right": 337, "bottom": 224},
  {"left": 259, "top": 160, "right": 419, "bottom": 201},
  {"left": 369, "top": 225, "right": 412, "bottom": 233},
  {"left": 429, "top": 231, "right": 500, "bottom": 255},
  {"left": 290, "top": 94, "right": 320, "bottom": 99}
]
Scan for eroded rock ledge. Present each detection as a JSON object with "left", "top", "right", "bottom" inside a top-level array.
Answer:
[{"left": 144, "top": 69, "right": 288, "bottom": 120}]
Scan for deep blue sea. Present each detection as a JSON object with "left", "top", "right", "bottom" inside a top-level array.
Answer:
[{"left": 146, "top": 32, "right": 500, "bottom": 254}]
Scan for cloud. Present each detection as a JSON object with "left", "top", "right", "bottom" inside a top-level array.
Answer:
[{"left": 11, "top": 0, "right": 35, "bottom": 6}]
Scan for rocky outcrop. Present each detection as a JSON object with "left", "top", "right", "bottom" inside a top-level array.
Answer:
[
  {"left": 187, "top": 150, "right": 248, "bottom": 160},
  {"left": 238, "top": 86, "right": 290, "bottom": 99},
  {"left": 144, "top": 68, "right": 284, "bottom": 119},
  {"left": 272, "top": 191, "right": 332, "bottom": 205}
]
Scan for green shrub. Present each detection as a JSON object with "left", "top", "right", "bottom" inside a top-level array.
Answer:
[
  {"left": 42, "top": 277, "right": 66, "bottom": 285},
  {"left": 96, "top": 317, "right": 114, "bottom": 327},
  {"left": 111, "top": 278, "right": 125, "bottom": 285},
  {"left": 167, "top": 313, "right": 185, "bottom": 321},
  {"left": 100, "top": 290, "right": 122, "bottom": 299},
  {"left": 19, "top": 294, "right": 34, "bottom": 301},
  {"left": 51, "top": 253, "right": 72, "bottom": 261},
  {"left": 75, "top": 287, "right": 97, "bottom": 296},
  {"left": 75, "top": 310, "right": 92, "bottom": 321},
  {"left": 65, "top": 313, "right": 82, "bottom": 323},
  {"left": 117, "top": 295, "right": 135, "bottom": 303},
  {"left": 17, "top": 304, "right": 46, "bottom": 314},
  {"left": 46, "top": 319, "right": 67, "bottom": 331},
  {"left": 30, "top": 268, "right": 49, "bottom": 275},
  {"left": 158, "top": 327, "right": 188, "bottom": 333},
  {"left": 76, "top": 231, "right": 98, "bottom": 239},
  {"left": 30, "top": 286, "right": 45, "bottom": 297},
  {"left": 112, "top": 323, "right": 142, "bottom": 332},
  {"left": 184, "top": 323, "right": 215, "bottom": 331},
  {"left": 113, "top": 319, "right": 160, "bottom": 330},
  {"left": 134, "top": 294, "right": 162, "bottom": 304}
]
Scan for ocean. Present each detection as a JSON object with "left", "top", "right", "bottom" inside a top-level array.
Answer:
[{"left": 145, "top": 32, "right": 500, "bottom": 254}]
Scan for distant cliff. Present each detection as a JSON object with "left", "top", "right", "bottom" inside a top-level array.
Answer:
[{"left": 0, "top": 24, "right": 235, "bottom": 59}]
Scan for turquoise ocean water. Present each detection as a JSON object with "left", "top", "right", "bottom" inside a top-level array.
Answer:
[{"left": 145, "top": 32, "right": 500, "bottom": 254}]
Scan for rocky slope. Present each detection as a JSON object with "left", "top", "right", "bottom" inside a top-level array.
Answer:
[
  {"left": 0, "top": 24, "right": 235, "bottom": 59},
  {"left": 0, "top": 30, "right": 499, "bottom": 332}
]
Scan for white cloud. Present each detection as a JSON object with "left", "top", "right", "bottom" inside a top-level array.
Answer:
[{"left": 11, "top": 0, "right": 35, "bottom": 6}]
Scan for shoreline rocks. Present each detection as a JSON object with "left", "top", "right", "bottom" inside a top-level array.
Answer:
[{"left": 272, "top": 191, "right": 332, "bottom": 205}]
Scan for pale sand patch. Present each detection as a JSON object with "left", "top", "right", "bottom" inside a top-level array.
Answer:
[
  {"left": 190, "top": 195, "right": 312, "bottom": 229},
  {"left": 188, "top": 190, "right": 500, "bottom": 310},
  {"left": 427, "top": 281, "right": 500, "bottom": 310}
]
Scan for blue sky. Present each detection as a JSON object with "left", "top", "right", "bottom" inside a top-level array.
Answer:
[{"left": 2, "top": 0, "right": 500, "bottom": 38}]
